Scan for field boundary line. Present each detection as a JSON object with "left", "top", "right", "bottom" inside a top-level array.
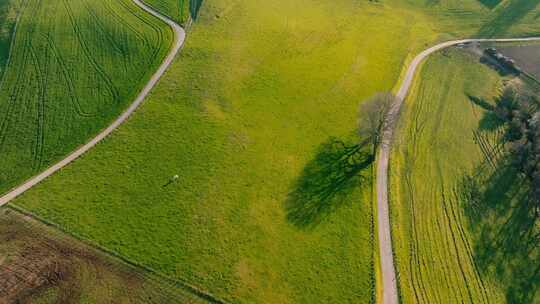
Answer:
[
  {"left": 7, "top": 204, "right": 228, "bottom": 304},
  {"left": 377, "top": 36, "right": 540, "bottom": 304},
  {"left": 0, "top": 0, "right": 184, "bottom": 206}
]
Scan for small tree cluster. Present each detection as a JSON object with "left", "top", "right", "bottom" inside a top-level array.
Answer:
[{"left": 495, "top": 85, "right": 540, "bottom": 218}]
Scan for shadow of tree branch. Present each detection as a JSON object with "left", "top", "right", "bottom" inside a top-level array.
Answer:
[
  {"left": 460, "top": 87, "right": 540, "bottom": 302},
  {"left": 189, "top": 0, "right": 204, "bottom": 20},
  {"left": 459, "top": 151, "right": 539, "bottom": 302},
  {"left": 285, "top": 137, "right": 373, "bottom": 229}
]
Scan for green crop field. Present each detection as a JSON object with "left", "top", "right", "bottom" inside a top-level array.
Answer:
[
  {"left": 0, "top": 0, "right": 172, "bottom": 195},
  {"left": 4, "top": 0, "right": 540, "bottom": 303},
  {"left": 390, "top": 48, "right": 538, "bottom": 303}
]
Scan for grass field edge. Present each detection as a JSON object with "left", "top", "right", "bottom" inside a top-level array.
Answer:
[{"left": 6, "top": 204, "right": 229, "bottom": 304}]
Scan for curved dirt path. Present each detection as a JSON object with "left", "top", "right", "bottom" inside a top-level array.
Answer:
[
  {"left": 0, "top": 0, "right": 185, "bottom": 207},
  {"left": 377, "top": 36, "right": 540, "bottom": 304}
]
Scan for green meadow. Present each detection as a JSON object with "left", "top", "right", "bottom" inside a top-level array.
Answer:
[
  {"left": 6, "top": 0, "right": 540, "bottom": 303},
  {"left": 0, "top": 0, "right": 172, "bottom": 195}
]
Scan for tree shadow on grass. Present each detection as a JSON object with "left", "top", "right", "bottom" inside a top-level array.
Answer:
[
  {"left": 459, "top": 88, "right": 540, "bottom": 302},
  {"left": 285, "top": 137, "right": 373, "bottom": 229},
  {"left": 467, "top": 94, "right": 495, "bottom": 111},
  {"left": 478, "top": 111, "right": 506, "bottom": 131},
  {"left": 467, "top": 94, "right": 506, "bottom": 131},
  {"left": 460, "top": 92, "right": 540, "bottom": 302},
  {"left": 478, "top": 56, "right": 517, "bottom": 77},
  {"left": 460, "top": 162, "right": 539, "bottom": 303},
  {"left": 189, "top": 0, "right": 204, "bottom": 20},
  {"left": 478, "top": 0, "right": 502, "bottom": 9}
]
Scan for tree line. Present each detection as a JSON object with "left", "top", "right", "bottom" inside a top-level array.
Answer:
[{"left": 493, "top": 84, "right": 540, "bottom": 220}]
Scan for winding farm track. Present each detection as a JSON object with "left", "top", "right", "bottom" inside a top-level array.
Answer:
[
  {"left": 0, "top": 0, "right": 185, "bottom": 207},
  {"left": 378, "top": 36, "right": 540, "bottom": 304}
]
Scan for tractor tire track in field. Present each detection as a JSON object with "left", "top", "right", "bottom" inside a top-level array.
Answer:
[
  {"left": 62, "top": 0, "right": 120, "bottom": 103},
  {"left": 115, "top": 0, "right": 166, "bottom": 61},
  {"left": 83, "top": 3, "right": 129, "bottom": 59},
  {"left": 449, "top": 186, "right": 491, "bottom": 304},
  {"left": 45, "top": 34, "right": 95, "bottom": 117},
  {"left": 28, "top": 44, "right": 47, "bottom": 171},
  {"left": 0, "top": 33, "right": 31, "bottom": 150},
  {"left": 100, "top": 0, "right": 159, "bottom": 68},
  {"left": 0, "top": 0, "right": 36, "bottom": 151},
  {"left": 377, "top": 36, "right": 540, "bottom": 304}
]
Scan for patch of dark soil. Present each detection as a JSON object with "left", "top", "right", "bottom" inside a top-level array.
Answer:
[
  {"left": 498, "top": 44, "right": 540, "bottom": 80},
  {"left": 0, "top": 209, "right": 209, "bottom": 304}
]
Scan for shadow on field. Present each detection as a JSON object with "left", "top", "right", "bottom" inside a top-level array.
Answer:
[
  {"left": 478, "top": 0, "right": 502, "bottom": 9},
  {"left": 467, "top": 94, "right": 495, "bottom": 111},
  {"left": 285, "top": 137, "right": 373, "bottom": 229},
  {"left": 458, "top": 96, "right": 539, "bottom": 302},
  {"left": 478, "top": 56, "right": 518, "bottom": 77},
  {"left": 478, "top": 111, "right": 505, "bottom": 131},
  {"left": 460, "top": 162, "right": 539, "bottom": 303},
  {"left": 466, "top": 95, "right": 505, "bottom": 131},
  {"left": 190, "top": 0, "right": 204, "bottom": 20},
  {"left": 476, "top": 0, "right": 540, "bottom": 37}
]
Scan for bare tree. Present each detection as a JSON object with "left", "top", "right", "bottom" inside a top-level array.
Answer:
[{"left": 357, "top": 92, "right": 397, "bottom": 154}]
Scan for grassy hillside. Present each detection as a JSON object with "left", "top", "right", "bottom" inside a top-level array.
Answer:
[
  {"left": 13, "top": 0, "right": 442, "bottom": 303},
  {"left": 0, "top": 0, "right": 172, "bottom": 195},
  {"left": 389, "top": 48, "right": 538, "bottom": 303},
  {"left": 7, "top": 0, "right": 540, "bottom": 303}
]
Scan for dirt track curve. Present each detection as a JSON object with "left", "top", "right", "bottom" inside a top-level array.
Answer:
[
  {"left": 377, "top": 36, "right": 540, "bottom": 304},
  {"left": 0, "top": 0, "right": 185, "bottom": 207}
]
